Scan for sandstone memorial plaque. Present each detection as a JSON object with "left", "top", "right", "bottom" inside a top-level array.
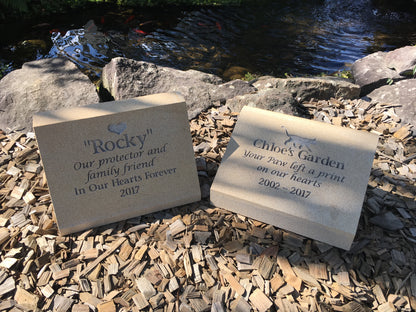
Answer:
[
  {"left": 211, "top": 106, "right": 379, "bottom": 250},
  {"left": 33, "top": 93, "right": 200, "bottom": 235}
]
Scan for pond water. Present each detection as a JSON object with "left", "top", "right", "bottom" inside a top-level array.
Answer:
[{"left": 1, "top": 0, "right": 415, "bottom": 81}]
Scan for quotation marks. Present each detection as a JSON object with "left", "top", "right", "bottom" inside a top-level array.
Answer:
[{"left": 108, "top": 122, "right": 127, "bottom": 135}]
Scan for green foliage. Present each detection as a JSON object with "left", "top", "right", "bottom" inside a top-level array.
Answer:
[
  {"left": 334, "top": 69, "right": 352, "bottom": 79},
  {"left": 0, "top": 63, "right": 11, "bottom": 80},
  {"left": 413, "top": 65, "right": 416, "bottom": 77},
  {"left": 243, "top": 72, "right": 256, "bottom": 81},
  {"left": 0, "top": 0, "right": 249, "bottom": 21},
  {"left": 104, "top": 0, "right": 244, "bottom": 5},
  {"left": 0, "top": 0, "right": 29, "bottom": 20},
  {"left": 318, "top": 69, "right": 353, "bottom": 79},
  {"left": 386, "top": 77, "right": 394, "bottom": 85},
  {"left": 0, "top": 0, "right": 29, "bottom": 12},
  {"left": 0, "top": 0, "right": 82, "bottom": 20}
]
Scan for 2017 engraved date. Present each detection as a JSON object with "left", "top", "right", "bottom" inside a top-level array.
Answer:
[
  {"left": 120, "top": 185, "right": 140, "bottom": 197},
  {"left": 289, "top": 187, "right": 311, "bottom": 198}
]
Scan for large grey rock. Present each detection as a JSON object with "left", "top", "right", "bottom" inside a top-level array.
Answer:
[
  {"left": 226, "top": 88, "right": 300, "bottom": 116},
  {"left": 210, "top": 79, "right": 256, "bottom": 103},
  {"left": 227, "top": 76, "right": 360, "bottom": 115},
  {"left": 0, "top": 57, "right": 99, "bottom": 132},
  {"left": 367, "top": 79, "right": 416, "bottom": 126},
  {"left": 101, "top": 57, "right": 255, "bottom": 119},
  {"left": 352, "top": 45, "right": 416, "bottom": 95}
]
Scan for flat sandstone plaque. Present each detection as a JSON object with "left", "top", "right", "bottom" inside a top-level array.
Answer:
[
  {"left": 33, "top": 93, "right": 200, "bottom": 235},
  {"left": 210, "top": 106, "right": 378, "bottom": 250}
]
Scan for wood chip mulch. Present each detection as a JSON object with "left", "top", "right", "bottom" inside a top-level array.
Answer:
[{"left": 0, "top": 99, "right": 415, "bottom": 312}]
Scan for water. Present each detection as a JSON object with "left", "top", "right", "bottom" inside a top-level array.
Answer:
[{"left": 1, "top": 0, "right": 415, "bottom": 81}]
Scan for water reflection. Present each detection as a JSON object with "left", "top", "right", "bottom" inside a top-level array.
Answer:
[
  {"left": 1, "top": 0, "right": 415, "bottom": 80},
  {"left": 47, "top": 20, "right": 122, "bottom": 80}
]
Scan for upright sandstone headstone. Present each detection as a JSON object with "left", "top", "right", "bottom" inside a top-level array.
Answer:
[
  {"left": 33, "top": 93, "right": 200, "bottom": 235},
  {"left": 211, "top": 106, "right": 378, "bottom": 250}
]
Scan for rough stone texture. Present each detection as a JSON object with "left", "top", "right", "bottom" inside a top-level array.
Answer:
[
  {"left": 367, "top": 79, "right": 416, "bottom": 126},
  {"left": 210, "top": 79, "right": 256, "bottom": 103},
  {"left": 277, "top": 77, "right": 360, "bottom": 99},
  {"left": 102, "top": 58, "right": 224, "bottom": 101},
  {"left": 0, "top": 57, "right": 99, "bottom": 132},
  {"left": 352, "top": 45, "right": 416, "bottom": 95},
  {"left": 225, "top": 88, "right": 301, "bottom": 116},
  {"left": 102, "top": 57, "right": 255, "bottom": 119},
  {"left": 227, "top": 76, "right": 360, "bottom": 115}
]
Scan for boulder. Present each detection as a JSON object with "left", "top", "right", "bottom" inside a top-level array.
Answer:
[
  {"left": 226, "top": 88, "right": 300, "bottom": 116},
  {"left": 101, "top": 57, "right": 255, "bottom": 119},
  {"left": 210, "top": 79, "right": 256, "bottom": 103},
  {"left": 253, "top": 76, "right": 360, "bottom": 98},
  {"left": 0, "top": 57, "right": 99, "bottom": 132},
  {"left": 226, "top": 76, "right": 360, "bottom": 115},
  {"left": 352, "top": 45, "right": 416, "bottom": 95},
  {"left": 367, "top": 79, "right": 416, "bottom": 126}
]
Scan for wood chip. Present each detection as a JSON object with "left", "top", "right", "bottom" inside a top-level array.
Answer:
[
  {"left": 277, "top": 256, "right": 295, "bottom": 277},
  {"left": 79, "top": 292, "right": 102, "bottom": 307},
  {"left": 183, "top": 250, "right": 193, "bottom": 278},
  {"left": 134, "top": 244, "right": 148, "bottom": 261},
  {"left": 393, "top": 126, "right": 411, "bottom": 140},
  {"left": 0, "top": 276, "right": 15, "bottom": 296},
  {"left": 53, "top": 295, "right": 74, "bottom": 312},
  {"left": 191, "top": 244, "right": 204, "bottom": 263},
  {"left": 0, "top": 100, "right": 415, "bottom": 312},
  {"left": 79, "top": 237, "right": 126, "bottom": 277},
  {"left": 118, "top": 240, "right": 133, "bottom": 261},
  {"left": 378, "top": 302, "right": 396, "bottom": 312},
  {"left": 308, "top": 262, "right": 328, "bottom": 280},
  {"left": 14, "top": 286, "right": 39, "bottom": 310},
  {"left": 224, "top": 273, "right": 245, "bottom": 296},
  {"left": 249, "top": 288, "right": 273, "bottom": 312},
  {"left": 41, "top": 284, "right": 54, "bottom": 298},
  {"left": 293, "top": 266, "right": 320, "bottom": 287},
  {"left": 232, "top": 296, "right": 251, "bottom": 312},
  {"left": 97, "top": 300, "right": 116, "bottom": 312},
  {"left": 53, "top": 268, "right": 70, "bottom": 280},
  {"left": 286, "top": 273, "right": 302, "bottom": 291},
  {"left": 189, "top": 298, "right": 210, "bottom": 312},
  {"left": 0, "top": 258, "right": 17, "bottom": 269},
  {"left": 0, "top": 227, "right": 10, "bottom": 245},
  {"left": 270, "top": 274, "right": 285, "bottom": 293},
  {"left": 72, "top": 304, "right": 90, "bottom": 312},
  {"left": 258, "top": 256, "right": 276, "bottom": 279},
  {"left": 170, "top": 219, "right": 186, "bottom": 236},
  {"left": 136, "top": 277, "right": 156, "bottom": 299}
]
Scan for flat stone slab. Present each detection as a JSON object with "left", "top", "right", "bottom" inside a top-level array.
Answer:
[
  {"left": 210, "top": 107, "right": 378, "bottom": 250},
  {"left": 33, "top": 93, "right": 200, "bottom": 234}
]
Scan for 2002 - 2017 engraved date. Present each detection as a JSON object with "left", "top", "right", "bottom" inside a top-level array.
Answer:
[{"left": 258, "top": 178, "right": 311, "bottom": 198}]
